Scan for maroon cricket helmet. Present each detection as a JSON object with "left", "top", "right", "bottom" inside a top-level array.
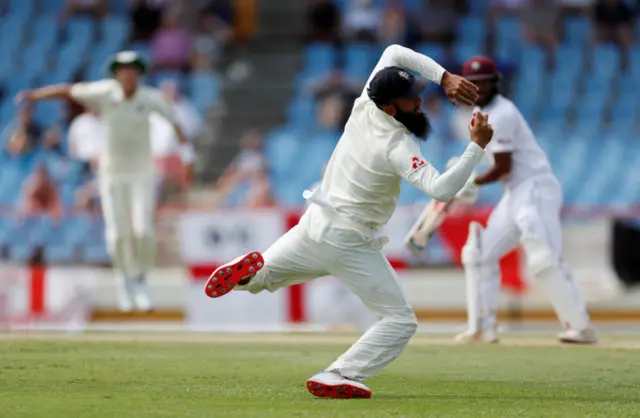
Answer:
[{"left": 461, "top": 56, "right": 501, "bottom": 81}]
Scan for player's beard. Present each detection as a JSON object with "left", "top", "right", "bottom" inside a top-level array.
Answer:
[{"left": 393, "top": 106, "right": 431, "bottom": 141}]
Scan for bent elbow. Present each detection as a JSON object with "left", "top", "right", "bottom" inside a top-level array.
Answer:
[{"left": 382, "top": 44, "right": 403, "bottom": 59}]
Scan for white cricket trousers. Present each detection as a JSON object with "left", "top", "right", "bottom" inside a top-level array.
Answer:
[
  {"left": 463, "top": 174, "right": 590, "bottom": 331},
  {"left": 99, "top": 174, "right": 156, "bottom": 278},
  {"left": 240, "top": 204, "right": 418, "bottom": 382}
]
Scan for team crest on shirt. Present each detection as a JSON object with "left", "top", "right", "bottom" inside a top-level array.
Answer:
[{"left": 411, "top": 157, "right": 425, "bottom": 170}]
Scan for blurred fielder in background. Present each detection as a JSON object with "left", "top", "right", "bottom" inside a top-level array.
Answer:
[
  {"left": 453, "top": 56, "right": 596, "bottom": 345},
  {"left": 205, "top": 44, "right": 493, "bottom": 399},
  {"left": 15, "top": 51, "right": 195, "bottom": 313}
]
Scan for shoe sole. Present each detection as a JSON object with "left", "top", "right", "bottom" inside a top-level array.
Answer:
[
  {"left": 204, "top": 252, "right": 264, "bottom": 298},
  {"left": 558, "top": 338, "right": 598, "bottom": 345},
  {"left": 306, "top": 379, "right": 372, "bottom": 399}
]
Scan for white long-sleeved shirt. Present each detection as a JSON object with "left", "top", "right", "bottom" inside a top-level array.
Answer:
[
  {"left": 314, "top": 44, "right": 485, "bottom": 230},
  {"left": 70, "top": 79, "right": 177, "bottom": 178},
  {"left": 475, "top": 95, "right": 554, "bottom": 189}
]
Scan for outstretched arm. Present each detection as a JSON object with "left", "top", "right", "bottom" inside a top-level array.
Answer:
[
  {"left": 389, "top": 139, "right": 486, "bottom": 202},
  {"left": 15, "top": 85, "right": 73, "bottom": 103},
  {"left": 364, "top": 44, "right": 447, "bottom": 92},
  {"left": 16, "top": 79, "right": 115, "bottom": 109},
  {"left": 363, "top": 44, "right": 478, "bottom": 106}
]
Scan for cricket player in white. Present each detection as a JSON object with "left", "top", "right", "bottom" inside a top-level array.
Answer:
[
  {"left": 205, "top": 44, "right": 492, "bottom": 399},
  {"left": 15, "top": 51, "right": 194, "bottom": 312},
  {"left": 452, "top": 56, "right": 597, "bottom": 344}
]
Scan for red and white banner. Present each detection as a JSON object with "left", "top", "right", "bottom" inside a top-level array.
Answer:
[{"left": 178, "top": 205, "right": 525, "bottom": 291}]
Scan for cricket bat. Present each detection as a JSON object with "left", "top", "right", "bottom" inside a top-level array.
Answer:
[{"left": 404, "top": 199, "right": 455, "bottom": 256}]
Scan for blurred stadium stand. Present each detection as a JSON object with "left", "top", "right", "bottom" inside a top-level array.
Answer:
[
  {"left": 0, "top": 0, "right": 224, "bottom": 264},
  {"left": 258, "top": 0, "right": 640, "bottom": 209},
  {"left": 0, "top": 0, "right": 638, "bottom": 265}
]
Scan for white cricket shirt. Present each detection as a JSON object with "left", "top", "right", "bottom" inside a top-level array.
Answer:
[
  {"left": 68, "top": 112, "right": 104, "bottom": 162},
  {"left": 70, "top": 79, "right": 177, "bottom": 178},
  {"left": 312, "top": 44, "right": 486, "bottom": 231},
  {"left": 476, "top": 95, "right": 554, "bottom": 189}
]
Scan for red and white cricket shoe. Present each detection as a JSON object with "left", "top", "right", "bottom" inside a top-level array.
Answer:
[
  {"left": 204, "top": 252, "right": 264, "bottom": 298},
  {"left": 306, "top": 371, "right": 372, "bottom": 399}
]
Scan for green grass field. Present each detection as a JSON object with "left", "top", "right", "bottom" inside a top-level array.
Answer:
[{"left": 1, "top": 332, "right": 639, "bottom": 418}]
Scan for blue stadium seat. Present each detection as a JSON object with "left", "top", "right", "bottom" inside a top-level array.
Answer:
[
  {"left": 575, "top": 101, "right": 605, "bottom": 125},
  {"left": 29, "top": 215, "right": 55, "bottom": 246},
  {"left": 66, "top": 17, "right": 94, "bottom": 44},
  {"left": 295, "top": 132, "right": 339, "bottom": 187},
  {"left": 42, "top": 0, "right": 64, "bottom": 14},
  {"left": 83, "top": 245, "right": 110, "bottom": 264},
  {"left": 101, "top": 16, "right": 130, "bottom": 47},
  {"left": 0, "top": 218, "right": 11, "bottom": 247},
  {"left": 554, "top": 44, "right": 584, "bottom": 76},
  {"left": 0, "top": 15, "right": 25, "bottom": 46},
  {"left": 344, "top": 43, "right": 378, "bottom": 80},
  {"left": 469, "top": 0, "right": 487, "bottom": 13},
  {"left": 56, "top": 42, "right": 87, "bottom": 75},
  {"left": 495, "top": 37, "right": 518, "bottom": 63},
  {"left": 9, "top": 0, "right": 34, "bottom": 19},
  {"left": 453, "top": 43, "right": 484, "bottom": 63},
  {"left": 629, "top": 47, "right": 640, "bottom": 76},
  {"left": 188, "top": 72, "right": 221, "bottom": 112},
  {"left": 32, "top": 16, "right": 58, "bottom": 51},
  {"left": 582, "top": 78, "right": 611, "bottom": 103},
  {"left": 45, "top": 244, "right": 76, "bottom": 263},
  {"left": 554, "top": 137, "right": 590, "bottom": 196},
  {"left": 576, "top": 139, "right": 624, "bottom": 204},
  {"left": 303, "top": 44, "right": 337, "bottom": 75},
  {"left": 286, "top": 98, "right": 316, "bottom": 130},
  {"left": 548, "top": 71, "right": 576, "bottom": 108},
  {"left": 513, "top": 71, "right": 544, "bottom": 104},
  {"left": 611, "top": 99, "right": 637, "bottom": 122},
  {"left": 496, "top": 17, "right": 521, "bottom": 43},
  {"left": 519, "top": 46, "right": 547, "bottom": 72},
  {"left": 457, "top": 16, "right": 485, "bottom": 46},
  {"left": 6, "top": 74, "right": 35, "bottom": 97},
  {"left": 564, "top": 17, "right": 589, "bottom": 45},
  {"left": 9, "top": 244, "right": 35, "bottom": 262},
  {"left": 478, "top": 183, "right": 503, "bottom": 205},
  {"left": 22, "top": 45, "right": 51, "bottom": 80},
  {"left": 91, "top": 43, "right": 122, "bottom": 69},
  {"left": 398, "top": 181, "right": 424, "bottom": 204},
  {"left": 539, "top": 102, "right": 569, "bottom": 123},
  {"left": 416, "top": 43, "right": 444, "bottom": 62},
  {"left": 265, "top": 128, "right": 303, "bottom": 179},
  {"left": 63, "top": 216, "right": 92, "bottom": 246},
  {"left": 127, "top": 41, "right": 151, "bottom": 61},
  {"left": 591, "top": 45, "right": 620, "bottom": 78}
]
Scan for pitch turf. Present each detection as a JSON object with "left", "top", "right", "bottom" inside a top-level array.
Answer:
[{"left": 1, "top": 333, "right": 639, "bottom": 418}]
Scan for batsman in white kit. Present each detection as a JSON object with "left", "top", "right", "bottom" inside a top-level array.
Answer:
[
  {"left": 205, "top": 44, "right": 492, "bottom": 399},
  {"left": 15, "top": 51, "right": 194, "bottom": 312},
  {"left": 449, "top": 56, "right": 597, "bottom": 344}
]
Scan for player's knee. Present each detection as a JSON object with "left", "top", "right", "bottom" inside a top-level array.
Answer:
[
  {"left": 521, "top": 235, "right": 557, "bottom": 277},
  {"left": 387, "top": 311, "right": 418, "bottom": 338}
]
